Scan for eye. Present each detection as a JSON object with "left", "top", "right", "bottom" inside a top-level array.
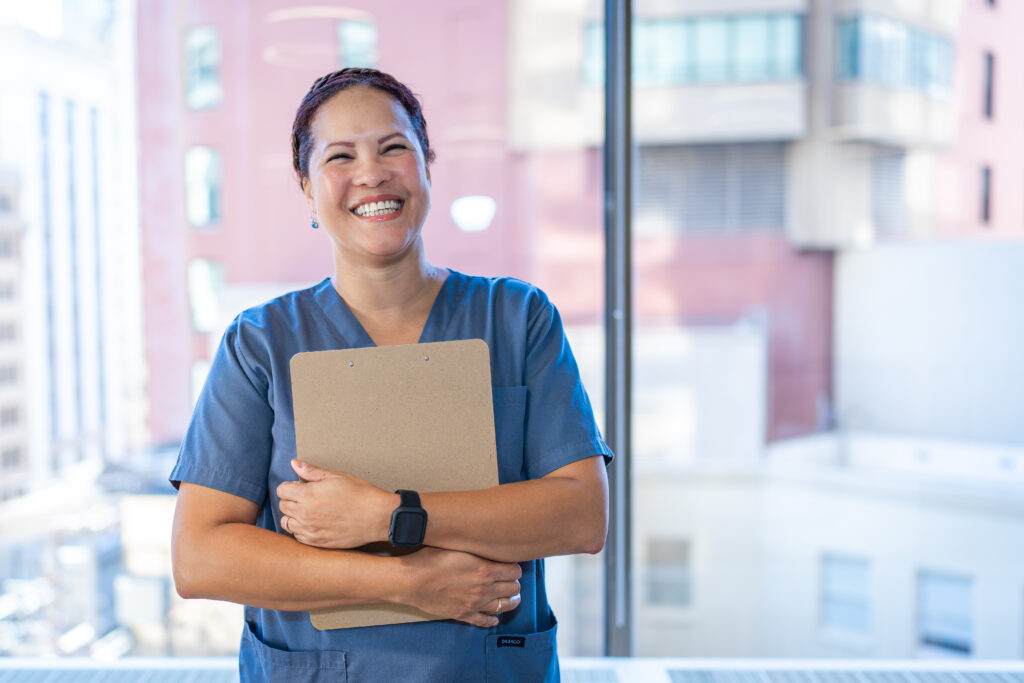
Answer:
[
  {"left": 383, "top": 144, "right": 408, "bottom": 153},
  {"left": 327, "top": 153, "right": 353, "bottom": 162}
]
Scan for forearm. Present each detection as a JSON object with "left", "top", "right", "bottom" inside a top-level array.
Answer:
[
  {"left": 173, "top": 519, "right": 402, "bottom": 612},
  {"left": 420, "top": 458, "right": 608, "bottom": 563}
]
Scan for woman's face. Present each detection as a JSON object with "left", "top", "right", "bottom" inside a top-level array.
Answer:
[{"left": 302, "top": 86, "right": 431, "bottom": 265}]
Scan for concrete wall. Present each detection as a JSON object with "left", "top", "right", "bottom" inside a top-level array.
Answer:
[{"left": 835, "top": 242, "right": 1024, "bottom": 442}]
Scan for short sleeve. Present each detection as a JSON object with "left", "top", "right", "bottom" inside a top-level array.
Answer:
[
  {"left": 169, "top": 317, "right": 274, "bottom": 504},
  {"left": 522, "top": 292, "right": 613, "bottom": 479}
]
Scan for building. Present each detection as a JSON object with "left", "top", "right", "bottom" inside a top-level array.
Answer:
[
  {"left": 0, "top": 0, "right": 146, "bottom": 481},
  {"left": 0, "top": 168, "right": 28, "bottom": 503},
  {"left": 133, "top": 0, "right": 1024, "bottom": 660}
]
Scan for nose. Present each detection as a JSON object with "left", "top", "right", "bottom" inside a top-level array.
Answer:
[{"left": 352, "top": 155, "right": 390, "bottom": 187}]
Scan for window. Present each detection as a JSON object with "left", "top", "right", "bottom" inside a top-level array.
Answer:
[
  {"left": 981, "top": 166, "right": 992, "bottom": 224},
  {"left": 918, "top": 571, "right": 973, "bottom": 655},
  {"left": 0, "top": 195, "right": 10, "bottom": 213},
  {"left": 184, "top": 147, "right": 222, "bottom": 227},
  {"left": 184, "top": 26, "right": 223, "bottom": 109},
  {"left": 337, "top": 20, "right": 378, "bottom": 68},
  {"left": 0, "top": 238, "right": 14, "bottom": 258},
  {"left": 837, "top": 15, "right": 953, "bottom": 98},
  {"left": 584, "top": 14, "right": 803, "bottom": 87},
  {"left": 0, "top": 281, "right": 14, "bottom": 300},
  {"left": 636, "top": 143, "right": 785, "bottom": 235},
  {"left": 2, "top": 447, "right": 21, "bottom": 469},
  {"left": 0, "top": 322, "right": 16, "bottom": 341},
  {"left": 821, "top": 555, "right": 871, "bottom": 634},
  {"left": 983, "top": 52, "right": 994, "bottom": 119},
  {"left": 187, "top": 259, "right": 224, "bottom": 333},
  {"left": 0, "top": 365, "right": 17, "bottom": 384},
  {"left": 872, "top": 149, "right": 907, "bottom": 231},
  {"left": 0, "top": 406, "right": 18, "bottom": 427},
  {"left": 645, "top": 539, "right": 692, "bottom": 606}
]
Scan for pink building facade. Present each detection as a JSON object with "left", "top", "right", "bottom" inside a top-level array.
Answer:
[{"left": 137, "top": 0, "right": 833, "bottom": 447}]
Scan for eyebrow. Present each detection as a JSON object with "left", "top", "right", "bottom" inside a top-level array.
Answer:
[{"left": 324, "top": 133, "right": 406, "bottom": 149}]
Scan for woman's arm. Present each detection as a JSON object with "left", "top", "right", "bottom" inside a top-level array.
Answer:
[
  {"left": 172, "top": 482, "right": 523, "bottom": 627},
  {"left": 277, "top": 455, "right": 609, "bottom": 563}
]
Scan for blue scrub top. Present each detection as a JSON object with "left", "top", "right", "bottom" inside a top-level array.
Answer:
[{"left": 171, "top": 270, "right": 612, "bottom": 682}]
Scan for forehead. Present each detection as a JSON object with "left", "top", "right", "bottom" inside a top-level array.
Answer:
[{"left": 310, "top": 86, "right": 415, "bottom": 142}]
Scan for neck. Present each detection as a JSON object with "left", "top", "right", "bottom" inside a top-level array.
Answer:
[{"left": 330, "top": 241, "right": 445, "bottom": 317}]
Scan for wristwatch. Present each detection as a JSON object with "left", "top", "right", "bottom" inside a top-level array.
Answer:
[{"left": 389, "top": 489, "right": 428, "bottom": 547}]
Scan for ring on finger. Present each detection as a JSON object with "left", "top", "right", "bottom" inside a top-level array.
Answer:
[{"left": 488, "top": 597, "right": 503, "bottom": 616}]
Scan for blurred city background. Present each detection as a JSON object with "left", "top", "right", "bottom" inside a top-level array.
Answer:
[{"left": 0, "top": 0, "right": 1023, "bottom": 663}]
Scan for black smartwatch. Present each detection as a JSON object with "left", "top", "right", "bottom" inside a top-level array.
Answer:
[{"left": 389, "top": 490, "right": 428, "bottom": 547}]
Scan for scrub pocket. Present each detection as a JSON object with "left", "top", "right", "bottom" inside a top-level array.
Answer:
[
  {"left": 492, "top": 386, "right": 527, "bottom": 484},
  {"left": 240, "top": 620, "right": 347, "bottom": 682},
  {"left": 484, "top": 620, "right": 559, "bottom": 683}
]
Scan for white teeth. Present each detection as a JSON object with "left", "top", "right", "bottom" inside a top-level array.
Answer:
[{"left": 354, "top": 199, "right": 402, "bottom": 217}]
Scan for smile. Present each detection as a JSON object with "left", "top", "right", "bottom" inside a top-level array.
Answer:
[{"left": 352, "top": 199, "right": 404, "bottom": 218}]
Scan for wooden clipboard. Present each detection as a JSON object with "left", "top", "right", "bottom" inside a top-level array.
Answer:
[{"left": 290, "top": 339, "right": 499, "bottom": 630}]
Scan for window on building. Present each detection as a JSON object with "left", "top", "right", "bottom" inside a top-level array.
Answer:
[
  {"left": 185, "top": 147, "right": 222, "bottom": 227},
  {"left": 981, "top": 166, "right": 992, "bottom": 224},
  {"left": 2, "top": 447, "right": 21, "bottom": 470},
  {"left": 837, "top": 15, "right": 953, "bottom": 98},
  {"left": 337, "top": 19, "right": 378, "bottom": 68},
  {"left": 0, "top": 195, "right": 10, "bottom": 213},
  {"left": 645, "top": 538, "right": 692, "bottom": 607},
  {"left": 187, "top": 259, "right": 224, "bottom": 333},
  {"left": 184, "top": 26, "right": 223, "bottom": 109},
  {"left": 872, "top": 149, "right": 907, "bottom": 232},
  {"left": 0, "top": 365, "right": 17, "bottom": 384},
  {"left": 983, "top": 52, "right": 994, "bottom": 119},
  {"left": 821, "top": 554, "right": 871, "bottom": 634},
  {"left": 636, "top": 143, "right": 785, "bottom": 235},
  {"left": 0, "top": 322, "right": 16, "bottom": 341},
  {"left": 918, "top": 571, "right": 973, "bottom": 656},
  {"left": 584, "top": 14, "right": 802, "bottom": 87},
  {"left": 0, "top": 237, "right": 15, "bottom": 258},
  {"left": 0, "top": 406, "right": 19, "bottom": 427},
  {"left": 0, "top": 281, "right": 14, "bottom": 300}
]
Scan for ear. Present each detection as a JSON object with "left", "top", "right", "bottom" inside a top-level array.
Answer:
[
  {"left": 425, "top": 165, "right": 431, "bottom": 185},
  {"left": 302, "top": 177, "right": 316, "bottom": 213}
]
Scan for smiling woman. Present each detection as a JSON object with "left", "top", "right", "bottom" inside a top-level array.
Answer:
[{"left": 168, "top": 68, "right": 612, "bottom": 682}]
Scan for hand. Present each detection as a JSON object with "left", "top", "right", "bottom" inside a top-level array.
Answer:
[
  {"left": 277, "top": 460, "right": 396, "bottom": 549},
  {"left": 399, "top": 547, "right": 522, "bottom": 628}
]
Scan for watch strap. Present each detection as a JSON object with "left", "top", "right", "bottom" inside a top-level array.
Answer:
[{"left": 396, "top": 489, "right": 421, "bottom": 509}]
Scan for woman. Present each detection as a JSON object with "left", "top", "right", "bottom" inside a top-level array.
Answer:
[{"left": 170, "top": 68, "right": 611, "bottom": 682}]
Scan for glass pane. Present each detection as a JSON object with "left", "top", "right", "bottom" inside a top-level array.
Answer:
[
  {"left": 694, "top": 18, "right": 730, "bottom": 82},
  {"left": 632, "top": 0, "right": 1023, "bottom": 661},
  {"left": 734, "top": 17, "right": 769, "bottom": 81},
  {"left": 3, "top": 0, "right": 605, "bottom": 665}
]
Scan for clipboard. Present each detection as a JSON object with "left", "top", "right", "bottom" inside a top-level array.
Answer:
[{"left": 290, "top": 338, "right": 499, "bottom": 630}]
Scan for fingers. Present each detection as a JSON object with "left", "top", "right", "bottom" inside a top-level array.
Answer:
[
  {"left": 483, "top": 589, "right": 522, "bottom": 616},
  {"left": 276, "top": 480, "right": 302, "bottom": 502},
  {"left": 291, "top": 459, "right": 325, "bottom": 481}
]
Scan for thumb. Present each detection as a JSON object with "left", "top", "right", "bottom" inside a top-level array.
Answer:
[{"left": 291, "top": 459, "right": 329, "bottom": 481}]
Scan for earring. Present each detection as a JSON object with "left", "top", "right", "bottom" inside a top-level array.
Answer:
[{"left": 311, "top": 218, "right": 319, "bottom": 229}]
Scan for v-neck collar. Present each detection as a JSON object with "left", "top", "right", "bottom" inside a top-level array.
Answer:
[{"left": 311, "top": 269, "right": 466, "bottom": 348}]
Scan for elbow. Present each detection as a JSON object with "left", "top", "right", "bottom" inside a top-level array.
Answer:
[
  {"left": 581, "top": 528, "right": 607, "bottom": 555},
  {"left": 171, "top": 535, "right": 207, "bottom": 600},
  {"left": 580, "top": 512, "right": 608, "bottom": 555}
]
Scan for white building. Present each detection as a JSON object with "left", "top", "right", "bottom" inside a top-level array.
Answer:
[{"left": 0, "top": 0, "right": 146, "bottom": 483}]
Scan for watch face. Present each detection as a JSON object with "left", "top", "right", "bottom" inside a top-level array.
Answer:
[{"left": 392, "top": 509, "right": 427, "bottom": 546}]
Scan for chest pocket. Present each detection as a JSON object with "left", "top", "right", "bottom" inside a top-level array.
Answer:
[{"left": 492, "top": 386, "right": 527, "bottom": 484}]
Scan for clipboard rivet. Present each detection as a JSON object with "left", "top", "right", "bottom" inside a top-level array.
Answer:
[
  {"left": 424, "top": 355, "right": 429, "bottom": 361},
  {"left": 348, "top": 361, "right": 354, "bottom": 367}
]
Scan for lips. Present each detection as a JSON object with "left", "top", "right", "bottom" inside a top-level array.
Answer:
[{"left": 350, "top": 196, "right": 404, "bottom": 218}]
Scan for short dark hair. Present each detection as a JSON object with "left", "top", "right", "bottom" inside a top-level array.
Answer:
[{"left": 291, "top": 68, "right": 436, "bottom": 186}]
